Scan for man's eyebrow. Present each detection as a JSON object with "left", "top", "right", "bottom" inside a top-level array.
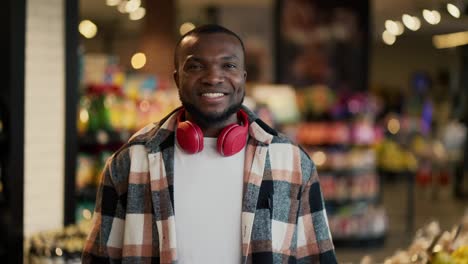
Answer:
[
  {"left": 185, "top": 56, "right": 203, "bottom": 62},
  {"left": 221, "top": 55, "right": 240, "bottom": 61},
  {"left": 184, "top": 55, "right": 240, "bottom": 63}
]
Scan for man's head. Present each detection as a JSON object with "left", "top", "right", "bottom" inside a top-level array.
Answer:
[
  {"left": 173, "top": 24, "right": 247, "bottom": 130},
  {"left": 174, "top": 24, "right": 246, "bottom": 71}
]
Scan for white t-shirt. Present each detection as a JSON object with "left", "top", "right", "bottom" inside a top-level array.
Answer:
[{"left": 174, "top": 137, "right": 245, "bottom": 264}]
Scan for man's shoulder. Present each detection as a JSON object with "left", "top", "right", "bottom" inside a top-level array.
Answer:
[
  {"left": 109, "top": 122, "right": 162, "bottom": 165},
  {"left": 127, "top": 122, "right": 160, "bottom": 145},
  {"left": 119, "top": 106, "right": 180, "bottom": 154},
  {"left": 104, "top": 122, "right": 163, "bottom": 184}
]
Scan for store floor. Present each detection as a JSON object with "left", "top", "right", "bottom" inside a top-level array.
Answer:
[{"left": 336, "top": 179, "right": 467, "bottom": 263}]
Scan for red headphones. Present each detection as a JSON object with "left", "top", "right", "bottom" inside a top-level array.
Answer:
[{"left": 176, "top": 110, "right": 249, "bottom": 156}]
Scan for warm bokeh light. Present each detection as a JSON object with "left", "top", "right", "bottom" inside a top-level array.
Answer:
[
  {"left": 97, "top": 130, "right": 109, "bottom": 144},
  {"left": 79, "top": 109, "right": 89, "bottom": 123},
  {"left": 129, "top": 7, "right": 146, "bottom": 20},
  {"left": 55, "top": 248, "right": 63, "bottom": 257},
  {"left": 433, "top": 244, "right": 442, "bottom": 253},
  {"left": 447, "top": 3, "right": 461, "bottom": 18},
  {"left": 433, "top": 141, "right": 446, "bottom": 159},
  {"left": 382, "top": 30, "right": 396, "bottom": 45},
  {"left": 312, "top": 151, "right": 327, "bottom": 166},
  {"left": 125, "top": 0, "right": 141, "bottom": 13},
  {"left": 82, "top": 209, "right": 92, "bottom": 220},
  {"left": 432, "top": 10, "right": 441, "bottom": 24},
  {"left": 385, "top": 20, "right": 399, "bottom": 35},
  {"left": 139, "top": 100, "right": 150, "bottom": 112},
  {"left": 117, "top": 1, "right": 127, "bottom": 13},
  {"left": 433, "top": 30, "right": 468, "bottom": 49},
  {"left": 179, "top": 22, "right": 196, "bottom": 35},
  {"left": 395, "top": 21, "right": 404, "bottom": 35},
  {"left": 387, "top": 118, "right": 400, "bottom": 134},
  {"left": 131, "top": 52, "right": 147, "bottom": 69},
  {"left": 106, "top": 0, "right": 121, "bottom": 6},
  {"left": 423, "top": 9, "right": 441, "bottom": 25},
  {"left": 78, "top": 20, "right": 98, "bottom": 39},
  {"left": 402, "top": 14, "right": 421, "bottom": 31},
  {"left": 385, "top": 20, "right": 404, "bottom": 36}
]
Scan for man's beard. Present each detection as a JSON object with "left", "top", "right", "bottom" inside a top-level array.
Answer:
[{"left": 180, "top": 96, "right": 244, "bottom": 128}]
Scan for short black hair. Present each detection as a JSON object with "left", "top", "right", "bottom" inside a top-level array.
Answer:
[{"left": 174, "top": 24, "right": 246, "bottom": 70}]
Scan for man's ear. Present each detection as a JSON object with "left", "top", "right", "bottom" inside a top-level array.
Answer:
[
  {"left": 243, "top": 71, "right": 247, "bottom": 81},
  {"left": 173, "top": 70, "right": 179, "bottom": 87}
]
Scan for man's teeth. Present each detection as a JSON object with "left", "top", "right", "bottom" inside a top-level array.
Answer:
[{"left": 202, "top": 93, "right": 224, "bottom": 97}]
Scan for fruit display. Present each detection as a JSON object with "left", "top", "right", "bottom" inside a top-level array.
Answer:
[
  {"left": 26, "top": 220, "right": 92, "bottom": 264},
  {"left": 380, "top": 213, "right": 468, "bottom": 264}
]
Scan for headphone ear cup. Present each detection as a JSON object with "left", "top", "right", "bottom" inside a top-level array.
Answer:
[
  {"left": 217, "top": 124, "right": 248, "bottom": 156},
  {"left": 176, "top": 121, "right": 204, "bottom": 154}
]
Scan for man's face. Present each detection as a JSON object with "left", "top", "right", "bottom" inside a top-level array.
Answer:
[{"left": 174, "top": 33, "right": 247, "bottom": 127}]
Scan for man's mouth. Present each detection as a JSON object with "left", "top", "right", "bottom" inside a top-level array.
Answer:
[{"left": 201, "top": 92, "right": 226, "bottom": 98}]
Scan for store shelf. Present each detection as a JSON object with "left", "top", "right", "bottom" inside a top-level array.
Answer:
[
  {"left": 280, "top": 87, "right": 389, "bottom": 247},
  {"left": 333, "top": 234, "right": 386, "bottom": 248},
  {"left": 325, "top": 196, "right": 379, "bottom": 208},
  {"left": 78, "top": 130, "right": 129, "bottom": 154},
  {"left": 75, "top": 186, "right": 97, "bottom": 202}
]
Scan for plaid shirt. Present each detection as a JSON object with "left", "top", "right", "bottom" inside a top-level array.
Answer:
[{"left": 82, "top": 106, "right": 337, "bottom": 264}]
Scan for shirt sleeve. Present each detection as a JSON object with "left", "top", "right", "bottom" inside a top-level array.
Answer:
[
  {"left": 81, "top": 156, "right": 126, "bottom": 263},
  {"left": 296, "top": 151, "right": 338, "bottom": 264}
]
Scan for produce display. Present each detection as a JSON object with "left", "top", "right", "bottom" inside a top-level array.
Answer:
[
  {"left": 27, "top": 220, "right": 92, "bottom": 264},
  {"left": 379, "top": 213, "right": 468, "bottom": 264}
]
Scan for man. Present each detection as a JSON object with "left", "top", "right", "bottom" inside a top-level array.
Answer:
[{"left": 82, "top": 24, "right": 337, "bottom": 264}]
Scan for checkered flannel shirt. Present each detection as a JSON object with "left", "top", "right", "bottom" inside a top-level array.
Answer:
[{"left": 82, "top": 106, "right": 337, "bottom": 264}]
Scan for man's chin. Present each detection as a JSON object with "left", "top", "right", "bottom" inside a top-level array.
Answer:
[{"left": 181, "top": 102, "right": 242, "bottom": 127}]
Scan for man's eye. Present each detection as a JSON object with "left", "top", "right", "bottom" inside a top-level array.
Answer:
[
  {"left": 224, "top": 63, "right": 237, "bottom": 69},
  {"left": 186, "top": 64, "right": 202, "bottom": 70}
]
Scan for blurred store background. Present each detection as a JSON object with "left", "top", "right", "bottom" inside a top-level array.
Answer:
[{"left": 1, "top": 0, "right": 468, "bottom": 263}]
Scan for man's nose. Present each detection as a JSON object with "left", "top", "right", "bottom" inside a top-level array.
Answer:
[{"left": 201, "top": 67, "right": 224, "bottom": 85}]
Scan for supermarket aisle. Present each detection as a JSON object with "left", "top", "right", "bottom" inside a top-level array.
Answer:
[{"left": 336, "top": 179, "right": 467, "bottom": 263}]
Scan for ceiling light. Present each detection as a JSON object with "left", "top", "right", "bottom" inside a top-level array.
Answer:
[
  {"left": 395, "top": 21, "right": 404, "bottom": 35},
  {"left": 106, "top": 0, "right": 121, "bottom": 6},
  {"left": 125, "top": 0, "right": 141, "bottom": 13},
  {"left": 117, "top": 1, "right": 127, "bottom": 13},
  {"left": 423, "top": 9, "right": 441, "bottom": 25},
  {"left": 179, "top": 22, "right": 196, "bottom": 35},
  {"left": 312, "top": 151, "right": 327, "bottom": 166},
  {"left": 382, "top": 30, "right": 396, "bottom": 45},
  {"left": 402, "top": 14, "right": 421, "bottom": 31},
  {"left": 433, "top": 30, "right": 468, "bottom": 49},
  {"left": 387, "top": 118, "right": 400, "bottom": 134},
  {"left": 385, "top": 20, "right": 399, "bottom": 35},
  {"left": 432, "top": 10, "right": 441, "bottom": 24},
  {"left": 131, "top": 52, "right": 146, "bottom": 69},
  {"left": 129, "top": 7, "right": 146, "bottom": 20},
  {"left": 78, "top": 20, "right": 98, "bottom": 39},
  {"left": 447, "top": 3, "right": 461, "bottom": 18}
]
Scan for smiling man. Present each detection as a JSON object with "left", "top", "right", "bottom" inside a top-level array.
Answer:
[
  {"left": 175, "top": 30, "right": 246, "bottom": 133},
  {"left": 82, "top": 24, "right": 337, "bottom": 264}
]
